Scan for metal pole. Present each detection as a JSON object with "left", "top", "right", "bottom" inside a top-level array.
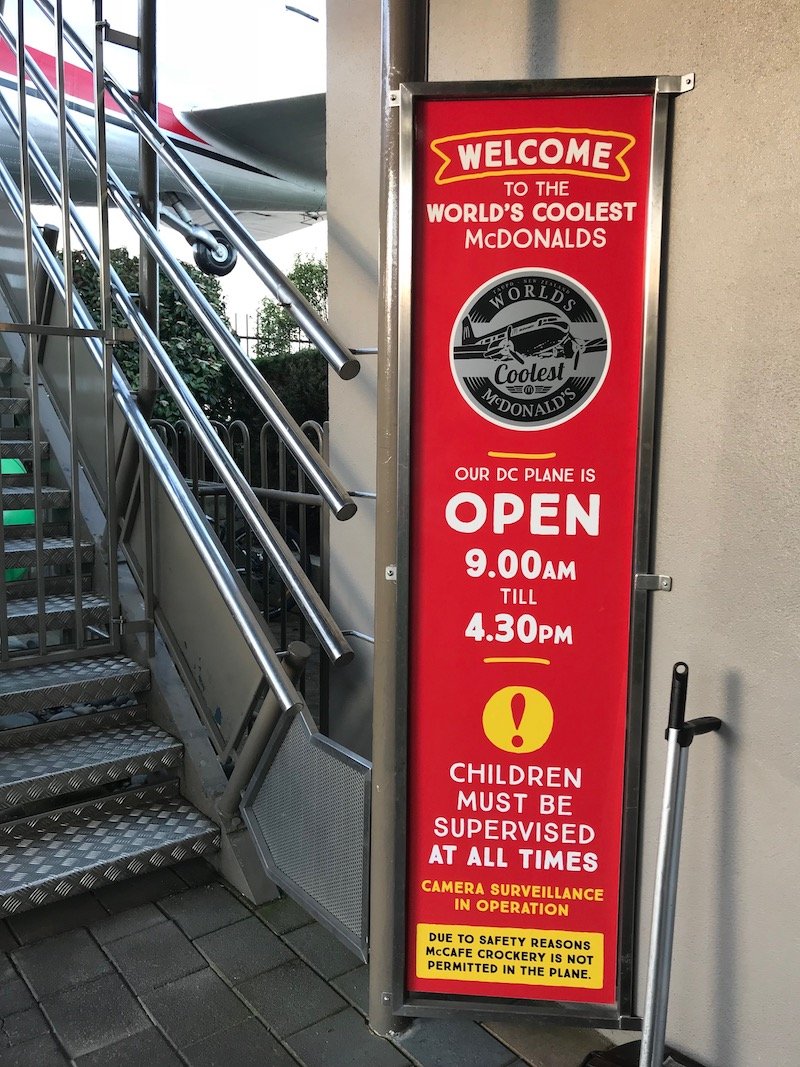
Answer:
[
  {"left": 92, "top": 0, "right": 121, "bottom": 651},
  {"left": 639, "top": 737, "right": 688, "bottom": 1066},
  {"left": 15, "top": 0, "right": 48, "bottom": 656},
  {"left": 53, "top": 0, "right": 86, "bottom": 650},
  {"left": 216, "top": 641, "right": 310, "bottom": 826},
  {"left": 639, "top": 663, "right": 722, "bottom": 1067},
  {"left": 137, "top": 0, "right": 158, "bottom": 657},
  {"left": 640, "top": 662, "right": 689, "bottom": 1067},
  {"left": 369, "top": 0, "right": 429, "bottom": 1037},
  {"left": 137, "top": 0, "right": 158, "bottom": 411}
]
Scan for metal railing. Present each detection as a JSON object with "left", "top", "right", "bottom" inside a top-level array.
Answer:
[
  {"left": 34, "top": 0, "right": 361, "bottom": 385},
  {"left": 0, "top": 154, "right": 308, "bottom": 712},
  {"left": 153, "top": 417, "right": 329, "bottom": 718},
  {"left": 0, "top": 2, "right": 377, "bottom": 950},
  {"left": 0, "top": 0, "right": 118, "bottom": 665},
  {"left": 0, "top": 3, "right": 359, "bottom": 655},
  {"left": 0, "top": 56, "right": 352, "bottom": 665},
  {"left": 151, "top": 415, "right": 380, "bottom": 734},
  {"left": 0, "top": 2, "right": 365, "bottom": 729},
  {"left": 0, "top": 12, "right": 356, "bottom": 524}
]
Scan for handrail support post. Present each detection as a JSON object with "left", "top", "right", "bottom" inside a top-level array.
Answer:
[{"left": 216, "top": 641, "right": 311, "bottom": 829}]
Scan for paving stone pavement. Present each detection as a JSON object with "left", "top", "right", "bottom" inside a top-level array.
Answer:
[{"left": 0, "top": 862, "right": 606, "bottom": 1067}]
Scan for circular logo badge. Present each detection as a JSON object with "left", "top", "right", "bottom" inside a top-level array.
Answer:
[{"left": 450, "top": 269, "right": 610, "bottom": 430}]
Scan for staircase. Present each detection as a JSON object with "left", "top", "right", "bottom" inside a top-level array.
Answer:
[
  {"left": 0, "top": 0, "right": 371, "bottom": 961},
  {"left": 0, "top": 361, "right": 219, "bottom": 914}
]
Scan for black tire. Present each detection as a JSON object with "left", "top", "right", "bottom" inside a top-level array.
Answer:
[{"left": 192, "top": 230, "right": 238, "bottom": 276}]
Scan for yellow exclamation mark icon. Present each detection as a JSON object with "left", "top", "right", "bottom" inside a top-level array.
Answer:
[{"left": 481, "top": 686, "right": 554, "bottom": 753}]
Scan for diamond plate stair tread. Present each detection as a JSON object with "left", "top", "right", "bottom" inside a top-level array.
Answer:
[
  {"left": 5, "top": 574, "right": 92, "bottom": 600},
  {"left": 0, "top": 785, "right": 220, "bottom": 913},
  {"left": 0, "top": 656, "right": 150, "bottom": 714},
  {"left": 0, "top": 439, "right": 49, "bottom": 460},
  {"left": 6, "top": 594, "right": 110, "bottom": 634},
  {"left": 0, "top": 723, "right": 182, "bottom": 808},
  {"left": 0, "top": 704, "right": 146, "bottom": 749},
  {"left": 0, "top": 396, "right": 29, "bottom": 414},
  {"left": 2, "top": 536, "right": 94, "bottom": 567},
  {"left": 0, "top": 486, "right": 70, "bottom": 509}
]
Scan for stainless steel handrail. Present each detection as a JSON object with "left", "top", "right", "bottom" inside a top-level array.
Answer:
[
  {"left": 34, "top": 0, "right": 361, "bottom": 384},
  {"left": 0, "top": 88, "right": 354, "bottom": 666},
  {"left": 90, "top": 0, "right": 121, "bottom": 649},
  {"left": 14, "top": 0, "right": 48, "bottom": 656},
  {"left": 54, "top": 0, "right": 86, "bottom": 650},
  {"left": 0, "top": 152, "right": 304, "bottom": 715},
  {"left": 0, "top": 14, "right": 356, "bottom": 524}
]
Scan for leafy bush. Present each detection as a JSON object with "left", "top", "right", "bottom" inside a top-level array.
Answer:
[
  {"left": 72, "top": 248, "right": 329, "bottom": 431},
  {"left": 255, "top": 253, "right": 327, "bottom": 363},
  {"left": 71, "top": 247, "right": 230, "bottom": 421}
]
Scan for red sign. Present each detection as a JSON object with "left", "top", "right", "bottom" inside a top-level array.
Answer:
[{"left": 404, "top": 91, "right": 655, "bottom": 1007}]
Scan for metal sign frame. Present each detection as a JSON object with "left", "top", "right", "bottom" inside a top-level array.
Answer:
[{"left": 389, "top": 75, "right": 693, "bottom": 1029}]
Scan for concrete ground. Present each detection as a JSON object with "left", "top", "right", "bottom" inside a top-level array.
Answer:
[{"left": 0, "top": 862, "right": 609, "bottom": 1067}]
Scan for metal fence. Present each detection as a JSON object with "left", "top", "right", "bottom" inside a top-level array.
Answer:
[{"left": 152, "top": 416, "right": 333, "bottom": 728}]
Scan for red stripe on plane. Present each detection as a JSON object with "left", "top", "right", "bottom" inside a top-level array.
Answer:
[{"left": 0, "top": 39, "right": 205, "bottom": 143}]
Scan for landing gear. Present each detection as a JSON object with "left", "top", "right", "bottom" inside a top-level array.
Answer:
[
  {"left": 191, "top": 230, "right": 237, "bottom": 277},
  {"left": 159, "top": 195, "right": 238, "bottom": 277}
]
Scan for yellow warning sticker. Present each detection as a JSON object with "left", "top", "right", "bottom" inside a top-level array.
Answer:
[{"left": 416, "top": 924, "right": 603, "bottom": 988}]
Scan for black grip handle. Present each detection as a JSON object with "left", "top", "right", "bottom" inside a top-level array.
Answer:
[
  {"left": 684, "top": 716, "right": 722, "bottom": 737},
  {"left": 668, "top": 661, "right": 689, "bottom": 730}
]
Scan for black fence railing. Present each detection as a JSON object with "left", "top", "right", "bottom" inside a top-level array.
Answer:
[{"left": 153, "top": 417, "right": 330, "bottom": 729}]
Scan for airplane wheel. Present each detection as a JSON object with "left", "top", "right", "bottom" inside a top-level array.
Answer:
[{"left": 193, "top": 230, "right": 238, "bottom": 276}]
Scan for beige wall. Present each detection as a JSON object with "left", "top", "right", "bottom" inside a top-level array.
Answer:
[
  {"left": 327, "top": 1, "right": 800, "bottom": 1062},
  {"left": 326, "top": 0, "right": 383, "bottom": 757}
]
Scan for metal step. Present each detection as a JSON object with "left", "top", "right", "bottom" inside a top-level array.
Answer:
[
  {"left": 5, "top": 594, "right": 110, "bottom": 635},
  {"left": 0, "top": 703, "right": 146, "bottom": 747},
  {"left": 0, "top": 485, "right": 70, "bottom": 509},
  {"left": 0, "top": 781, "right": 219, "bottom": 914},
  {"left": 0, "top": 722, "right": 182, "bottom": 809},
  {"left": 0, "top": 439, "right": 49, "bottom": 461},
  {"left": 4, "top": 572, "right": 92, "bottom": 599},
  {"left": 0, "top": 474, "right": 36, "bottom": 487},
  {"left": 0, "top": 655, "right": 149, "bottom": 715},
  {"left": 0, "top": 396, "right": 29, "bottom": 415},
  {"left": 2, "top": 535, "right": 94, "bottom": 569}
]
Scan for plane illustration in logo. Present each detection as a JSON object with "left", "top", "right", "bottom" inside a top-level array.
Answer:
[{"left": 450, "top": 270, "right": 610, "bottom": 430}]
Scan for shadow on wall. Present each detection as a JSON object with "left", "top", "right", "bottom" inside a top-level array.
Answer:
[
  {"left": 328, "top": 217, "right": 379, "bottom": 303},
  {"left": 714, "top": 671, "right": 740, "bottom": 1066},
  {"left": 530, "top": 0, "right": 559, "bottom": 78}
]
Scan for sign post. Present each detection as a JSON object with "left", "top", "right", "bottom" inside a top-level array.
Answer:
[{"left": 390, "top": 76, "right": 693, "bottom": 1028}]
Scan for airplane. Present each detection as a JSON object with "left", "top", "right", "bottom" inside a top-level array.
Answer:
[
  {"left": 454, "top": 311, "right": 606, "bottom": 374},
  {"left": 0, "top": 0, "right": 327, "bottom": 275},
  {"left": 456, "top": 312, "right": 575, "bottom": 360}
]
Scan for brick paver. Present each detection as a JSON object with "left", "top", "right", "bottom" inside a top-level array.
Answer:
[
  {"left": 13, "top": 928, "right": 112, "bottom": 997},
  {"left": 0, "top": 860, "right": 587, "bottom": 1066}
]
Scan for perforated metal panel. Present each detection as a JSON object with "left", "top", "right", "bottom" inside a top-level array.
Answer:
[{"left": 241, "top": 707, "right": 371, "bottom": 961}]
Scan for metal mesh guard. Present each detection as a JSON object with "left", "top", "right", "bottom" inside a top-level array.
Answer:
[{"left": 241, "top": 709, "right": 370, "bottom": 961}]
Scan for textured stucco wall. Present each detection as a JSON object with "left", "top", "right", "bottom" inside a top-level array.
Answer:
[
  {"left": 327, "top": 2, "right": 800, "bottom": 1061},
  {"left": 326, "top": 0, "right": 382, "bottom": 757}
]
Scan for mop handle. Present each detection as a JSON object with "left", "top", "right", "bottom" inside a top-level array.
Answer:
[
  {"left": 640, "top": 663, "right": 722, "bottom": 1067},
  {"left": 667, "top": 661, "right": 688, "bottom": 730},
  {"left": 668, "top": 662, "right": 722, "bottom": 747}
]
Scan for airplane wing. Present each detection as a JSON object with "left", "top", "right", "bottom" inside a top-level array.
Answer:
[
  {"left": 178, "top": 94, "right": 326, "bottom": 207},
  {"left": 190, "top": 207, "right": 323, "bottom": 242}
]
